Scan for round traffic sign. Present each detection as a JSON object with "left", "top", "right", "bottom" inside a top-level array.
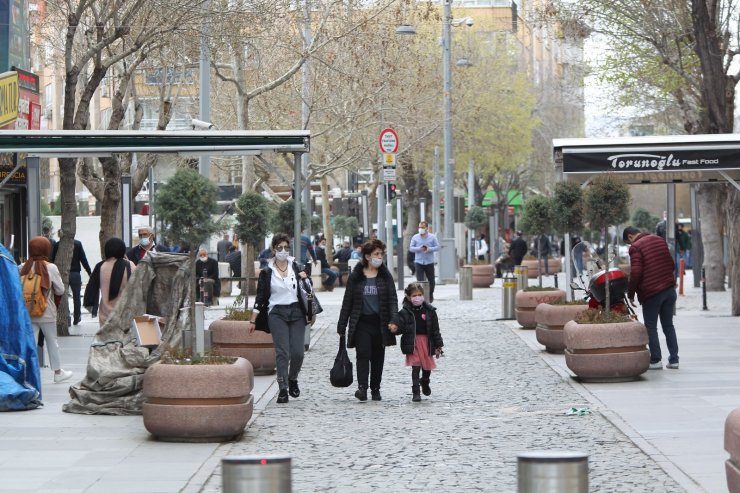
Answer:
[{"left": 379, "top": 128, "right": 399, "bottom": 154}]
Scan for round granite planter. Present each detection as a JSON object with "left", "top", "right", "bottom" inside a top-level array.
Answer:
[
  {"left": 143, "top": 357, "right": 254, "bottom": 442},
  {"left": 726, "top": 408, "right": 740, "bottom": 493},
  {"left": 210, "top": 319, "right": 276, "bottom": 375},
  {"left": 470, "top": 264, "right": 495, "bottom": 288},
  {"left": 521, "top": 259, "right": 540, "bottom": 279},
  {"left": 534, "top": 303, "right": 589, "bottom": 353},
  {"left": 515, "top": 289, "right": 566, "bottom": 329},
  {"left": 564, "top": 320, "right": 649, "bottom": 382}
]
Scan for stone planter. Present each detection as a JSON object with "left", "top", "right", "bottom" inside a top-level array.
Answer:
[
  {"left": 521, "top": 259, "right": 540, "bottom": 278},
  {"left": 726, "top": 408, "right": 740, "bottom": 493},
  {"left": 515, "top": 289, "right": 566, "bottom": 329},
  {"left": 522, "top": 257, "right": 561, "bottom": 277},
  {"left": 210, "top": 319, "right": 276, "bottom": 375},
  {"left": 564, "top": 320, "right": 650, "bottom": 381},
  {"left": 470, "top": 264, "right": 495, "bottom": 288},
  {"left": 143, "top": 357, "right": 254, "bottom": 442},
  {"left": 534, "top": 303, "right": 589, "bottom": 353}
]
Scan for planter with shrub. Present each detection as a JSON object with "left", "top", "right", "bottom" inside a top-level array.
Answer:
[
  {"left": 563, "top": 309, "right": 649, "bottom": 381},
  {"left": 534, "top": 299, "right": 589, "bottom": 353},
  {"left": 515, "top": 286, "right": 566, "bottom": 329}
]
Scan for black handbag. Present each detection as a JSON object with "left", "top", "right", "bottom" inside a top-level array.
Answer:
[
  {"left": 330, "top": 335, "right": 353, "bottom": 388},
  {"left": 299, "top": 278, "right": 323, "bottom": 324}
]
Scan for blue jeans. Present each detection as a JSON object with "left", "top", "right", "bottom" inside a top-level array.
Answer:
[
  {"left": 641, "top": 287, "right": 679, "bottom": 365},
  {"left": 321, "top": 267, "right": 337, "bottom": 287}
]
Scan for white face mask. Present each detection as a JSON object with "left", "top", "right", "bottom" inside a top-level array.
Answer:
[
  {"left": 275, "top": 251, "right": 290, "bottom": 261},
  {"left": 418, "top": 228, "right": 427, "bottom": 235},
  {"left": 370, "top": 258, "right": 383, "bottom": 268},
  {"left": 198, "top": 255, "right": 207, "bottom": 261}
]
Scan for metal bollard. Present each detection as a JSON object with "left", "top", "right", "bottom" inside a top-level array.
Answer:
[
  {"left": 501, "top": 270, "right": 517, "bottom": 319},
  {"left": 516, "top": 265, "right": 529, "bottom": 292},
  {"left": 222, "top": 455, "right": 292, "bottom": 493},
  {"left": 459, "top": 265, "right": 473, "bottom": 300},
  {"left": 518, "top": 451, "right": 588, "bottom": 493}
]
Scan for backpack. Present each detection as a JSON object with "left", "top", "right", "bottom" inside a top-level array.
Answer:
[{"left": 22, "top": 272, "right": 48, "bottom": 318}]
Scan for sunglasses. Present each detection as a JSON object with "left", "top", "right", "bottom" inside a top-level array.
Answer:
[{"left": 275, "top": 245, "right": 290, "bottom": 252}]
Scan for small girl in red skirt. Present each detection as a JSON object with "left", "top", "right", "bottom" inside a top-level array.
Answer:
[{"left": 398, "top": 282, "right": 444, "bottom": 402}]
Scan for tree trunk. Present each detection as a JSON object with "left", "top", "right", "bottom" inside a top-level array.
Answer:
[
  {"left": 726, "top": 189, "right": 740, "bottom": 315},
  {"left": 55, "top": 157, "right": 78, "bottom": 336},
  {"left": 320, "top": 176, "right": 332, "bottom": 241},
  {"left": 95, "top": 157, "right": 123, "bottom": 257},
  {"left": 697, "top": 184, "right": 726, "bottom": 291}
]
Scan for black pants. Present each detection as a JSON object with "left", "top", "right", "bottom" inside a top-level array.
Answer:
[
  {"left": 415, "top": 263, "right": 436, "bottom": 301},
  {"left": 354, "top": 314, "right": 385, "bottom": 390},
  {"left": 69, "top": 271, "right": 82, "bottom": 322},
  {"left": 411, "top": 366, "right": 432, "bottom": 391}
]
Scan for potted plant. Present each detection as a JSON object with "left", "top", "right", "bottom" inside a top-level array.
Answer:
[
  {"left": 534, "top": 299, "right": 589, "bottom": 353},
  {"left": 142, "top": 350, "right": 254, "bottom": 441},
  {"left": 552, "top": 181, "right": 584, "bottom": 278},
  {"left": 155, "top": 168, "right": 222, "bottom": 330},
  {"left": 519, "top": 194, "right": 555, "bottom": 286},
  {"left": 515, "top": 286, "right": 566, "bottom": 329},
  {"left": 208, "top": 295, "right": 277, "bottom": 375},
  {"left": 563, "top": 309, "right": 649, "bottom": 381},
  {"left": 233, "top": 191, "right": 273, "bottom": 297},
  {"left": 464, "top": 206, "right": 495, "bottom": 287}
]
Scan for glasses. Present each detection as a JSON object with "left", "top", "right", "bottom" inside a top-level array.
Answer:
[{"left": 275, "top": 245, "right": 290, "bottom": 252}]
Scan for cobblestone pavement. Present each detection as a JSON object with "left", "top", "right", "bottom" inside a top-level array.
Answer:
[{"left": 200, "top": 293, "right": 686, "bottom": 492}]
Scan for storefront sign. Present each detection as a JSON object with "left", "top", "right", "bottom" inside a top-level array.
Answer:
[
  {"left": 0, "top": 71, "right": 19, "bottom": 127},
  {"left": 562, "top": 148, "right": 740, "bottom": 174},
  {"left": 0, "top": 153, "right": 25, "bottom": 185}
]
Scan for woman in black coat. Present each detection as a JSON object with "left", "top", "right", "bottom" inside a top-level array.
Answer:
[
  {"left": 337, "top": 239, "right": 399, "bottom": 402},
  {"left": 247, "top": 233, "right": 309, "bottom": 404}
]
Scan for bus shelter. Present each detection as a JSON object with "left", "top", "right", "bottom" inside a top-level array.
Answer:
[
  {"left": 0, "top": 130, "right": 310, "bottom": 258},
  {"left": 553, "top": 134, "right": 740, "bottom": 297}
]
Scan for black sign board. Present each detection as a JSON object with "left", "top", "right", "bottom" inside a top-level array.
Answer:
[{"left": 562, "top": 148, "right": 740, "bottom": 174}]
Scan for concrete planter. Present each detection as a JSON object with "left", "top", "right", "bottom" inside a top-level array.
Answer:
[
  {"left": 143, "top": 357, "right": 254, "bottom": 442},
  {"left": 725, "top": 408, "right": 740, "bottom": 493},
  {"left": 470, "top": 264, "right": 495, "bottom": 288},
  {"left": 564, "top": 320, "right": 649, "bottom": 381},
  {"left": 210, "top": 319, "right": 276, "bottom": 375},
  {"left": 534, "top": 303, "right": 589, "bottom": 353},
  {"left": 521, "top": 258, "right": 561, "bottom": 278},
  {"left": 521, "top": 259, "right": 540, "bottom": 278},
  {"left": 515, "top": 289, "right": 566, "bottom": 329}
]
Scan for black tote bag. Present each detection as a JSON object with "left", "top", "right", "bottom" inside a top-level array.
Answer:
[{"left": 330, "top": 335, "right": 353, "bottom": 388}]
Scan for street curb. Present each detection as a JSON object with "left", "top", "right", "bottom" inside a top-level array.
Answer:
[{"left": 508, "top": 321, "right": 708, "bottom": 493}]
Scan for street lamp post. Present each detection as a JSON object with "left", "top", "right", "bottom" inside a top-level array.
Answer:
[{"left": 442, "top": 0, "right": 454, "bottom": 240}]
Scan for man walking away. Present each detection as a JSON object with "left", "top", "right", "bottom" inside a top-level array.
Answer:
[
  {"left": 409, "top": 221, "right": 440, "bottom": 303},
  {"left": 52, "top": 232, "right": 92, "bottom": 325},
  {"left": 623, "top": 226, "right": 679, "bottom": 370},
  {"left": 508, "top": 231, "right": 528, "bottom": 267},
  {"left": 217, "top": 234, "right": 232, "bottom": 262}
]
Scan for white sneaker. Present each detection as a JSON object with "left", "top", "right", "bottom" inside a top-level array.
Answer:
[
  {"left": 648, "top": 362, "right": 663, "bottom": 370},
  {"left": 53, "top": 369, "right": 73, "bottom": 383},
  {"left": 666, "top": 362, "right": 679, "bottom": 369}
]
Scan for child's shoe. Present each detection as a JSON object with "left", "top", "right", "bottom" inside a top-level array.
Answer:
[
  {"left": 420, "top": 379, "right": 431, "bottom": 396},
  {"left": 412, "top": 391, "right": 421, "bottom": 402}
]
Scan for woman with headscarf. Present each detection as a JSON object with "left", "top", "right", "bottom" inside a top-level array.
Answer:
[
  {"left": 19, "top": 236, "right": 71, "bottom": 384},
  {"left": 98, "top": 238, "right": 136, "bottom": 326}
]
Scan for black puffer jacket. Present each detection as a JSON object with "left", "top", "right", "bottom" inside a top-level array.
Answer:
[
  {"left": 253, "top": 259, "right": 307, "bottom": 333},
  {"left": 398, "top": 300, "right": 444, "bottom": 355},
  {"left": 337, "top": 262, "right": 399, "bottom": 348}
]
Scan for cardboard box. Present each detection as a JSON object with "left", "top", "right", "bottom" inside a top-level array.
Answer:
[{"left": 132, "top": 315, "right": 164, "bottom": 348}]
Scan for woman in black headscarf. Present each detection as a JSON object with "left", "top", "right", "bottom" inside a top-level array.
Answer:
[{"left": 96, "top": 238, "right": 135, "bottom": 326}]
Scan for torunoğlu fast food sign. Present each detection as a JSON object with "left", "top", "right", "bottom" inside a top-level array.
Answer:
[{"left": 554, "top": 135, "right": 740, "bottom": 184}]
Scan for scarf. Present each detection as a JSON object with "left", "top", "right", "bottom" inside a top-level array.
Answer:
[{"left": 19, "top": 236, "right": 51, "bottom": 291}]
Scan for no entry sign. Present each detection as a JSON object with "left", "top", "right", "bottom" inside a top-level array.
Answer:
[{"left": 379, "top": 128, "right": 399, "bottom": 154}]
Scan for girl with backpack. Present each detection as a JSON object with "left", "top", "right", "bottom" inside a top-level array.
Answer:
[
  {"left": 397, "top": 282, "right": 444, "bottom": 402},
  {"left": 20, "top": 236, "right": 72, "bottom": 384}
]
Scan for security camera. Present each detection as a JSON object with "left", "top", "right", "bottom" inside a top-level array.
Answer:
[
  {"left": 190, "top": 118, "right": 215, "bottom": 130},
  {"left": 465, "top": 17, "right": 474, "bottom": 27}
]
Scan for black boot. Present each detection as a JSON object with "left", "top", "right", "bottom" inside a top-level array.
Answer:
[
  {"left": 277, "top": 389, "right": 289, "bottom": 404},
  {"left": 371, "top": 388, "right": 381, "bottom": 401},
  {"left": 355, "top": 386, "right": 367, "bottom": 402},
  {"left": 421, "top": 370, "right": 432, "bottom": 396},
  {"left": 411, "top": 366, "right": 422, "bottom": 401},
  {"left": 412, "top": 386, "right": 421, "bottom": 402},
  {"left": 289, "top": 380, "right": 300, "bottom": 398}
]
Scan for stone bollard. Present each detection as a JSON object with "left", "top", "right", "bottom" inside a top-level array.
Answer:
[
  {"left": 459, "top": 265, "right": 472, "bottom": 300},
  {"left": 518, "top": 451, "right": 588, "bottom": 493},
  {"left": 222, "top": 455, "right": 291, "bottom": 493}
]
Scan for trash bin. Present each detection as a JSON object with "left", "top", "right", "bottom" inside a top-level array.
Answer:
[
  {"left": 222, "top": 455, "right": 292, "bottom": 493},
  {"left": 459, "top": 265, "right": 472, "bottom": 300},
  {"left": 516, "top": 265, "right": 529, "bottom": 292},
  {"left": 518, "top": 451, "right": 588, "bottom": 493},
  {"left": 501, "top": 270, "right": 516, "bottom": 319}
]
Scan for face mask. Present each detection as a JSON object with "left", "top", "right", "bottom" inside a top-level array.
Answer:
[
  {"left": 410, "top": 295, "right": 424, "bottom": 307},
  {"left": 318, "top": 244, "right": 325, "bottom": 249},
  {"left": 140, "top": 237, "right": 151, "bottom": 247},
  {"left": 370, "top": 258, "right": 383, "bottom": 268},
  {"left": 275, "top": 251, "right": 290, "bottom": 261},
  {"left": 198, "top": 255, "right": 207, "bottom": 261},
  {"left": 418, "top": 228, "right": 427, "bottom": 235}
]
